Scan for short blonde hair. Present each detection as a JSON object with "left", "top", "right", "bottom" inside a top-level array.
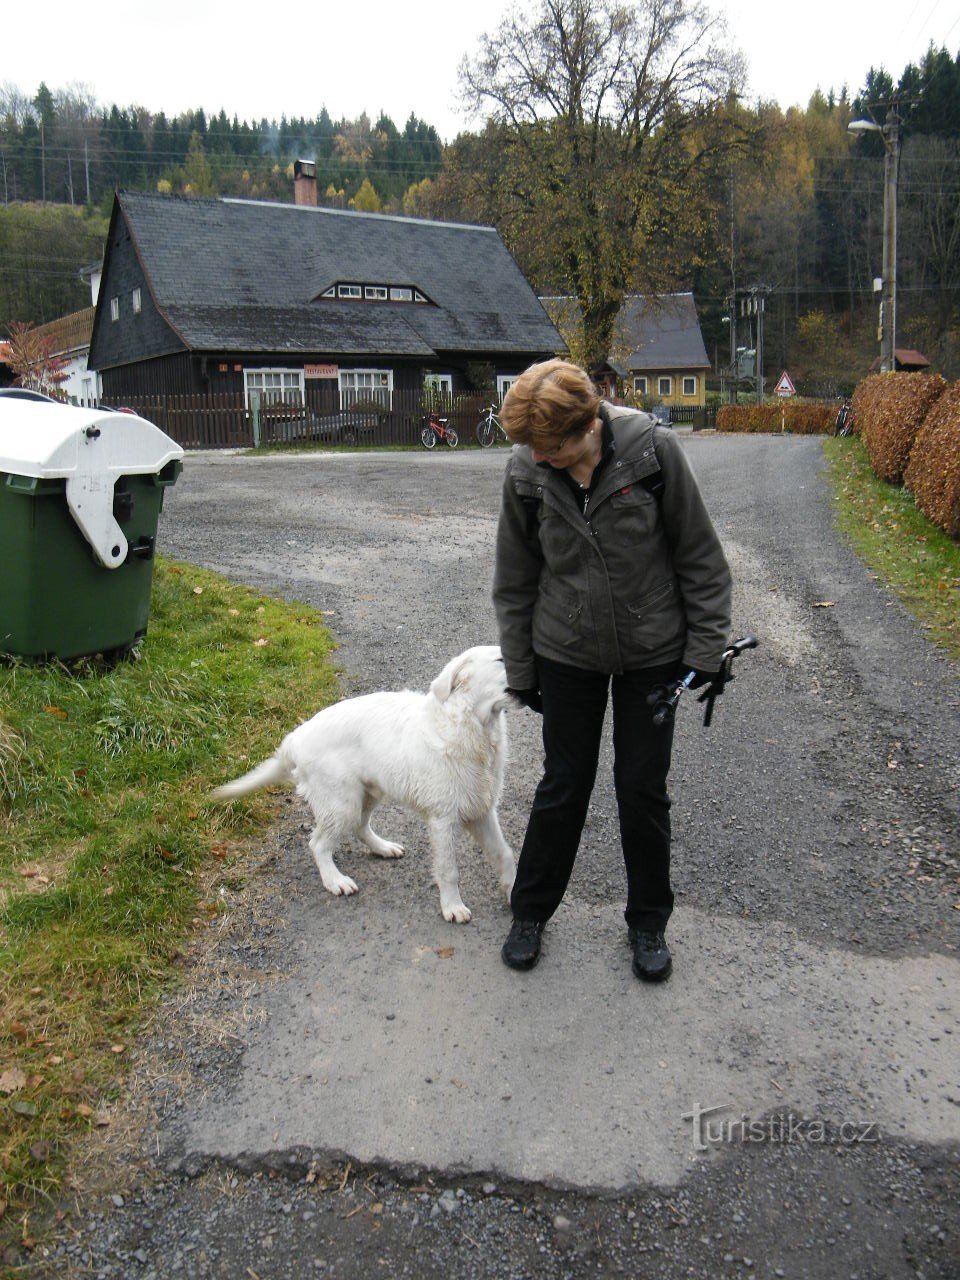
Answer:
[{"left": 500, "top": 359, "right": 601, "bottom": 449}]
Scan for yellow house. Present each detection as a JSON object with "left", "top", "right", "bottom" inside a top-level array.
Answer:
[{"left": 542, "top": 292, "right": 709, "bottom": 409}]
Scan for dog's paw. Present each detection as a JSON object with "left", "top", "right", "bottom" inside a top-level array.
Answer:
[
  {"left": 442, "top": 902, "right": 473, "bottom": 924},
  {"left": 322, "top": 873, "right": 359, "bottom": 897},
  {"left": 372, "top": 841, "right": 404, "bottom": 859}
]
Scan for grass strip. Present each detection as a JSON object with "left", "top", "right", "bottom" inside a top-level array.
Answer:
[
  {"left": 824, "top": 436, "right": 960, "bottom": 660},
  {"left": 0, "top": 558, "right": 339, "bottom": 1254}
]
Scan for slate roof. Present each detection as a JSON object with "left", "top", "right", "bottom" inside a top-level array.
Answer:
[
  {"left": 543, "top": 292, "right": 709, "bottom": 371},
  {"left": 115, "top": 191, "right": 561, "bottom": 358}
]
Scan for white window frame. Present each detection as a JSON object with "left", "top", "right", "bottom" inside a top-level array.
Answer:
[
  {"left": 682, "top": 375, "right": 697, "bottom": 396},
  {"left": 496, "top": 375, "right": 517, "bottom": 402},
  {"left": 658, "top": 376, "right": 673, "bottom": 397},
  {"left": 243, "top": 367, "right": 305, "bottom": 409},
  {"left": 414, "top": 290, "right": 429, "bottom": 303},
  {"left": 364, "top": 286, "right": 388, "bottom": 300},
  {"left": 132, "top": 287, "right": 142, "bottom": 315},
  {"left": 424, "top": 373, "right": 452, "bottom": 396},
  {"left": 633, "top": 376, "right": 648, "bottom": 395},
  {"left": 320, "top": 286, "right": 336, "bottom": 298},
  {"left": 390, "top": 287, "right": 412, "bottom": 301},
  {"left": 110, "top": 296, "right": 119, "bottom": 322},
  {"left": 338, "top": 367, "right": 393, "bottom": 409},
  {"left": 338, "top": 284, "right": 362, "bottom": 299}
]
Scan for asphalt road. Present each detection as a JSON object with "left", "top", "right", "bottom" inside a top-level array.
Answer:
[{"left": 38, "top": 434, "right": 959, "bottom": 1280}]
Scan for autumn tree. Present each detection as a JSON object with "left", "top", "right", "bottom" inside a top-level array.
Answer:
[
  {"left": 459, "top": 0, "right": 745, "bottom": 366},
  {"left": 5, "top": 321, "right": 67, "bottom": 394}
]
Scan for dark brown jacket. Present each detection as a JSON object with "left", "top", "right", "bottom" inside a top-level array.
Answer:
[{"left": 492, "top": 403, "right": 732, "bottom": 688}]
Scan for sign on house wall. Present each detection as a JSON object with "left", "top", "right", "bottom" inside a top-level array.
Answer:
[{"left": 305, "top": 364, "right": 339, "bottom": 379}]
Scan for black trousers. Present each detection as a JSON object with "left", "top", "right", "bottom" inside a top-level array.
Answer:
[{"left": 510, "top": 655, "right": 677, "bottom": 932}]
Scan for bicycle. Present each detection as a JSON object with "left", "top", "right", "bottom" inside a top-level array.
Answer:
[
  {"left": 834, "top": 399, "right": 855, "bottom": 437},
  {"left": 476, "top": 404, "right": 509, "bottom": 448},
  {"left": 420, "top": 410, "right": 459, "bottom": 450}
]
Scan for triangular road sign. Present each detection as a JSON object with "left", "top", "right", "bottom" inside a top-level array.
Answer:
[{"left": 774, "top": 370, "right": 797, "bottom": 397}]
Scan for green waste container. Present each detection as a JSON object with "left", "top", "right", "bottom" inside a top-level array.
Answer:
[{"left": 0, "top": 400, "right": 184, "bottom": 662}]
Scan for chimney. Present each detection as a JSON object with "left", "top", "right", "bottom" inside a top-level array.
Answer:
[{"left": 294, "top": 159, "right": 317, "bottom": 207}]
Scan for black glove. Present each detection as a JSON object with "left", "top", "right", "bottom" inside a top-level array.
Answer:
[
  {"left": 508, "top": 687, "right": 543, "bottom": 713},
  {"left": 687, "top": 669, "right": 718, "bottom": 691}
]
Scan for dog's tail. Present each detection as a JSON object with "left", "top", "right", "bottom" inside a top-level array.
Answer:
[{"left": 211, "top": 754, "right": 291, "bottom": 801}]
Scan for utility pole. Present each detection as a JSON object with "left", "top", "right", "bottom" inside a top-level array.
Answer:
[
  {"left": 849, "top": 102, "right": 909, "bottom": 373},
  {"left": 743, "top": 286, "right": 770, "bottom": 404},
  {"left": 84, "top": 139, "right": 91, "bottom": 204},
  {"left": 880, "top": 106, "right": 901, "bottom": 373}
]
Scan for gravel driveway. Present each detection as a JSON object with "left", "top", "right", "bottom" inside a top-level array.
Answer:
[{"left": 40, "top": 436, "right": 958, "bottom": 1280}]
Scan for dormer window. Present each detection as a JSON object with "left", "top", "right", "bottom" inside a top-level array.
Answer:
[{"left": 318, "top": 283, "right": 432, "bottom": 304}]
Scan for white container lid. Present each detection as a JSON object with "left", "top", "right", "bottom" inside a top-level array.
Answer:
[{"left": 0, "top": 399, "right": 184, "bottom": 569}]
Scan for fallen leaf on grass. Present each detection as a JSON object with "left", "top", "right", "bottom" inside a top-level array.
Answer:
[
  {"left": 43, "top": 705, "right": 68, "bottom": 719},
  {"left": 253, "top": 637, "right": 269, "bottom": 647},
  {"left": 0, "top": 1069, "right": 26, "bottom": 1094},
  {"left": 10, "top": 1100, "right": 37, "bottom": 1117},
  {"left": 30, "top": 1142, "right": 52, "bottom": 1163},
  {"left": 193, "top": 587, "right": 203, "bottom": 596},
  {"left": 9, "top": 1023, "right": 28, "bottom": 1042}
]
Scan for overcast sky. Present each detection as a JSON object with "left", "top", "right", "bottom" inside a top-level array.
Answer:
[{"left": 4, "top": 0, "right": 958, "bottom": 142}]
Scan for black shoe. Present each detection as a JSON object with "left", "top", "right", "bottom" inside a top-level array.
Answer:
[
  {"left": 630, "top": 929, "right": 672, "bottom": 982},
  {"left": 501, "top": 919, "right": 544, "bottom": 970}
]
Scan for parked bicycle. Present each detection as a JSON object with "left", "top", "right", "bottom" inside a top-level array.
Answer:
[
  {"left": 420, "top": 410, "right": 459, "bottom": 450},
  {"left": 476, "top": 404, "right": 509, "bottom": 448},
  {"left": 834, "top": 398, "right": 855, "bottom": 437}
]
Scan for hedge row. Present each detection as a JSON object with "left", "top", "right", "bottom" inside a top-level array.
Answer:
[
  {"left": 903, "top": 382, "right": 960, "bottom": 539},
  {"left": 852, "top": 372, "right": 948, "bottom": 484},
  {"left": 715, "top": 403, "right": 835, "bottom": 434}
]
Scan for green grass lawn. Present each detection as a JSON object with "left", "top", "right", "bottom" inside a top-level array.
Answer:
[
  {"left": 824, "top": 436, "right": 960, "bottom": 660},
  {"left": 0, "top": 559, "right": 339, "bottom": 1253}
]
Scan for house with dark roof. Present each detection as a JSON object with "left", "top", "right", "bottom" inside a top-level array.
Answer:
[
  {"left": 542, "top": 292, "right": 710, "bottom": 408},
  {"left": 88, "top": 181, "right": 563, "bottom": 409}
]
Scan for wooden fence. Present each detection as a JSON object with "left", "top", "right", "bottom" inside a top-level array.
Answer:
[
  {"left": 102, "top": 389, "right": 504, "bottom": 450},
  {"left": 100, "top": 389, "right": 718, "bottom": 450}
]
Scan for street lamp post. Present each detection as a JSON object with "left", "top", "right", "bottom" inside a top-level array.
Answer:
[{"left": 849, "top": 106, "right": 902, "bottom": 374}]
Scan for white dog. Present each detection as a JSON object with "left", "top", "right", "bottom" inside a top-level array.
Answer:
[{"left": 212, "top": 645, "right": 516, "bottom": 923}]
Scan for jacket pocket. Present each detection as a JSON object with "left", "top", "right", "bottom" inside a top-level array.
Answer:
[
  {"left": 625, "top": 580, "right": 685, "bottom": 648},
  {"left": 607, "top": 485, "right": 659, "bottom": 541},
  {"left": 533, "top": 581, "right": 583, "bottom": 649}
]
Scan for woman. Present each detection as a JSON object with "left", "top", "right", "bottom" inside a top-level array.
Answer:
[{"left": 492, "top": 359, "right": 731, "bottom": 979}]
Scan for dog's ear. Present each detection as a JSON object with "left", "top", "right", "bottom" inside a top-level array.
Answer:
[{"left": 430, "top": 655, "right": 470, "bottom": 703}]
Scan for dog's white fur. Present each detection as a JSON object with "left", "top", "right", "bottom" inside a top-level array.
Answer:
[{"left": 212, "top": 645, "right": 516, "bottom": 922}]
